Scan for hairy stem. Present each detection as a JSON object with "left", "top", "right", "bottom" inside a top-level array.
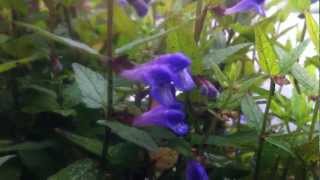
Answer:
[
  {"left": 101, "top": 0, "right": 114, "bottom": 168},
  {"left": 253, "top": 79, "right": 275, "bottom": 180}
]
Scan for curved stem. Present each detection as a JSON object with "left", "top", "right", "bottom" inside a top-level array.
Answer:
[{"left": 253, "top": 79, "right": 275, "bottom": 180}]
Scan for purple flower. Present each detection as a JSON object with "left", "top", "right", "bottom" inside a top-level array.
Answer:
[
  {"left": 186, "top": 160, "right": 209, "bottom": 180},
  {"left": 120, "top": 53, "right": 195, "bottom": 106},
  {"left": 132, "top": 104, "right": 189, "bottom": 136},
  {"left": 224, "top": 0, "right": 266, "bottom": 16},
  {"left": 126, "top": 0, "right": 149, "bottom": 17},
  {"left": 195, "top": 76, "right": 219, "bottom": 98}
]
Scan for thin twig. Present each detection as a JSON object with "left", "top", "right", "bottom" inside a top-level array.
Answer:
[
  {"left": 101, "top": 0, "right": 114, "bottom": 171},
  {"left": 253, "top": 79, "right": 275, "bottom": 180}
]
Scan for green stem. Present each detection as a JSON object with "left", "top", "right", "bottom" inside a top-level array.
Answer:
[
  {"left": 253, "top": 79, "right": 275, "bottom": 180},
  {"left": 308, "top": 68, "right": 320, "bottom": 141},
  {"left": 101, "top": 0, "right": 114, "bottom": 168}
]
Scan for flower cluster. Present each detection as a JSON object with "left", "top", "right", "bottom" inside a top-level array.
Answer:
[
  {"left": 120, "top": 53, "right": 209, "bottom": 178},
  {"left": 120, "top": 53, "right": 195, "bottom": 136}
]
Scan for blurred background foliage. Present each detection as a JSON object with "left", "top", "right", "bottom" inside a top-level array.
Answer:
[{"left": 0, "top": 0, "right": 319, "bottom": 179}]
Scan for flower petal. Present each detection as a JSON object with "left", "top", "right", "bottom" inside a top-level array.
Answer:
[
  {"left": 127, "top": 0, "right": 149, "bottom": 17},
  {"left": 173, "top": 68, "right": 195, "bottom": 91},
  {"left": 150, "top": 84, "right": 176, "bottom": 106},
  {"left": 150, "top": 52, "right": 191, "bottom": 72},
  {"left": 133, "top": 105, "right": 189, "bottom": 136},
  {"left": 254, "top": 4, "right": 266, "bottom": 16},
  {"left": 224, "top": 0, "right": 256, "bottom": 15},
  {"left": 186, "top": 160, "right": 209, "bottom": 180}
]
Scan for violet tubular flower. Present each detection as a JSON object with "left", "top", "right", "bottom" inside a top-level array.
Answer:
[
  {"left": 126, "top": 0, "right": 149, "bottom": 17},
  {"left": 132, "top": 104, "right": 189, "bottom": 136},
  {"left": 224, "top": 0, "right": 266, "bottom": 16},
  {"left": 186, "top": 160, "right": 209, "bottom": 180},
  {"left": 120, "top": 53, "right": 195, "bottom": 106},
  {"left": 196, "top": 76, "right": 219, "bottom": 98}
]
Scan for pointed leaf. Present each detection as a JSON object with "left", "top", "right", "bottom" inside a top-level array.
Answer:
[
  {"left": 97, "top": 120, "right": 159, "bottom": 152},
  {"left": 255, "top": 26, "right": 280, "bottom": 75},
  {"left": 0, "top": 54, "right": 43, "bottom": 73},
  {"left": 241, "top": 95, "right": 263, "bottom": 132},
  {"left": 204, "top": 43, "right": 251, "bottom": 66},
  {"left": 55, "top": 129, "right": 103, "bottom": 156},
  {"left": 0, "top": 155, "right": 16, "bottom": 167},
  {"left": 15, "top": 22, "right": 102, "bottom": 58},
  {"left": 72, "top": 63, "right": 107, "bottom": 109},
  {"left": 291, "top": 63, "right": 318, "bottom": 95},
  {"left": 305, "top": 11, "right": 320, "bottom": 53},
  {"left": 48, "top": 159, "right": 99, "bottom": 180}
]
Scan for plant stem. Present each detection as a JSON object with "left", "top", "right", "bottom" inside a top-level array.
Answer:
[
  {"left": 101, "top": 0, "right": 114, "bottom": 168},
  {"left": 308, "top": 68, "right": 320, "bottom": 141},
  {"left": 253, "top": 79, "right": 275, "bottom": 180}
]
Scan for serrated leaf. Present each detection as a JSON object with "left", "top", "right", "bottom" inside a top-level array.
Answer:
[
  {"left": 204, "top": 43, "right": 251, "bottom": 66},
  {"left": 15, "top": 22, "right": 102, "bottom": 58},
  {"left": 277, "top": 40, "right": 309, "bottom": 73},
  {"left": 291, "top": 63, "right": 318, "bottom": 95},
  {"left": 72, "top": 63, "right": 107, "bottom": 109},
  {"left": 305, "top": 11, "right": 320, "bottom": 53},
  {"left": 48, "top": 159, "right": 99, "bottom": 180},
  {"left": 255, "top": 26, "right": 280, "bottom": 75},
  {"left": 241, "top": 95, "right": 263, "bottom": 132},
  {"left": 55, "top": 129, "right": 103, "bottom": 156},
  {"left": 97, "top": 120, "right": 159, "bottom": 152}
]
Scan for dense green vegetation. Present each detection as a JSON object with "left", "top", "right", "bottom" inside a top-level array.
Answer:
[{"left": 0, "top": 0, "right": 319, "bottom": 179}]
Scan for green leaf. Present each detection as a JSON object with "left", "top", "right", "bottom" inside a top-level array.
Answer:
[
  {"left": 277, "top": 40, "right": 309, "bottom": 73},
  {"left": 206, "top": 130, "right": 257, "bottom": 149},
  {"left": 15, "top": 22, "right": 102, "bottom": 58},
  {"left": 55, "top": 129, "right": 103, "bottom": 156},
  {"left": 108, "top": 143, "right": 143, "bottom": 167},
  {"left": 167, "top": 138, "right": 192, "bottom": 157},
  {"left": 18, "top": 150, "right": 57, "bottom": 179},
  {"left": 97, "top": 120, "right": 159, "bottom": 152},
  {"left": 0, "top": 141, "right": 55, "bottom": 153},
  {"left": 241, "top": 95, "right": 263, "bottom": 132},
  {"left": 72, "top": 63, "right": 107, "bottom": 109},
  {"left": 210, "top": 63, "right": 229, "bottom": 86},
  {"left": 289, "top": 0, "right": 311, "bottom": 12},
  {"left": 166, "top": 17, "right": 202, "bottom": 73},
  {"left": 0, "top": 54, "right": 43, "bottom": 73},
  {"left": 291, "top": 63, "right": 318, "bottom": 95},
  {"left": 265, "top": 136, "right": 296, "bottom": 157},
  {"left": 305, "top": 11, "right": 320, "bottom": 53},
  {"left": 204, "top": 43, "right": 251, "bottom": 66},
  {"left": 48, "top": 159, "right": 99, "bottom": 180},
  {"left": 115, "top": 26, "right": 179, "bottom": 55},
  {"left": 255, "top": 26, "right": 280, "bottom": 75},
  {"left": 0, "top": 155, "right": 16, "bottom": 167},
  {"left": 290, "top": 92, "right": 312, "bottom": 126},
  {"left": 24, "top": 84, "right": 57, "bottom": 99}
]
